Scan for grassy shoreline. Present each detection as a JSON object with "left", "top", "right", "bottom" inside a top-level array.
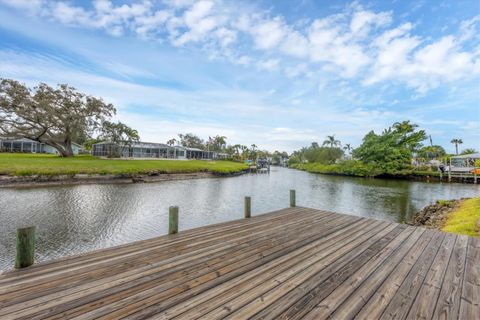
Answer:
[
  {"left": 0, "top": 153, "right": 249, "bottom": 176},
  {"left": 442, "top": 198, "right": 480, "bottom": 237},
  {"left": 290, "top": 162, "right": 442, "bottom": 179}
]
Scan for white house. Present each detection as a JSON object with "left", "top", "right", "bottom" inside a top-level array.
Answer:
[
  {"left": 92, "top": 141, "right": 216, "bottom": 160},
  {"left": 0, "top": 137, "right": 82, "bottom": 155}
]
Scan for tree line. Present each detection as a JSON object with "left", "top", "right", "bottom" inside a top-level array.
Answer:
[
  {"left": 289, "top": 121, "right": 476, "bottom": 176},
  {"left": 167, "top": 133, "right": 288, "bottom": 163}
]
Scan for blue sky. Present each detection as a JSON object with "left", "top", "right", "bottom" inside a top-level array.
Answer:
[{"left": 0, "top": 0, "right": 479, "bottom": 153}]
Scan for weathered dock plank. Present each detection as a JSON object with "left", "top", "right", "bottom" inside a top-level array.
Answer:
[{"left": 0, "top": 207, "right": 478, "bottom": 319}]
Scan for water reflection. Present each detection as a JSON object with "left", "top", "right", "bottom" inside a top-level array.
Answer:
[{"left": 0, "top": 167, "right": 479, "bottom": 270}]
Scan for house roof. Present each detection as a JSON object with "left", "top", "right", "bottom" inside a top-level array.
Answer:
[
  {"left": 0, "top": 137, "right": 82, "bottom": 147},
  {"left": 93, "top": 141, "right": 217, "bottom": 152},
  {"left": 0, "top": 137, "right": 37, "bottom": 142},
  {"left": 94, "top": 141, "right": 170, "bottom": 148},
  {"left": 174, "top": 146, "right": 215, "bottom": 152},
  {"left": 451, "top": 153, "right": 480, "bottom": 159}
]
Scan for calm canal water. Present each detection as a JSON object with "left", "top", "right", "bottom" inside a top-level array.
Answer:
[{"left": 1, "top": 167, "right": 479, "bottom": 270}]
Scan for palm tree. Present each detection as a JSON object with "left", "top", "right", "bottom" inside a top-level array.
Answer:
[
  {"left": 240, "top": 145, "right": 249, "bottom": 160},
  {"left": 322, "top": 135, "right": 340, "bottom": 148},
  {"left": 461, "top": 148, "right": 477, "bottom": 155},
  {"left": 343, "top": 143, "right": 352, "bottom": 153},
  {"left": 250, "top": 144, "right": 258, "bottom": 160},
  {"left": 167, "top": 138, "right": 176, "bottom": 146},
  {"left": 393, "top": 120, "right": 418, "bottom": 132},
  {"left": 451, "top": 138, "right": 463, "bottom": 155},
  {"left": 212, "top": 135, "right": 227, "bottom": 151}
]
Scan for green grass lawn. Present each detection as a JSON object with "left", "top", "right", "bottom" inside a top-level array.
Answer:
[
  {"left": 442, "top": 197, "right": 480, "bottom": 237},
  {"left": 0, "top": 153, "right": 248, "bottom": 176}
]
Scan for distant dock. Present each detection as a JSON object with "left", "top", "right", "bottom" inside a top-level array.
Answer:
[{"left": 0, "top": 206, "right": 478, "bottom": 319}]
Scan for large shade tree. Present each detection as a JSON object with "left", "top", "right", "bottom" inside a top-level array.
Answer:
[
  {"left": 353, "top": 121, "right": 426, "bottom": 173},
  {"left": 0, "top": 79, "right": 133, "bottom": 157}
]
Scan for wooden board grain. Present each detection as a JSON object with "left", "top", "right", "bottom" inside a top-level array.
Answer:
[{"left": 0, "top": 207, "right": 476, "bottom": 320}]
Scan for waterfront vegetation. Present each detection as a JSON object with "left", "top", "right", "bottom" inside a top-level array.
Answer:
[
  {"left": 289, "top": 121, "right": 471, "bottom": 178},
  {"left": 0, "top": 153, "right": 248, "bottom": 176},
  {"left": 290, "top": 161, "right": 442, "bottom": 177},
  {"left": 442, "top": 197, "right": 480, "bottom": 237}
]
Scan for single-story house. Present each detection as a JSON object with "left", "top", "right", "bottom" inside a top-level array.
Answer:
[
  {"left": 92, "top": 141, "right": 217, "bottom": 160},
  {"left": 0, "top": 137, "right": 82, "bottom": 155},
  {"left": 176, "top": 146, "right": 217, "bottom": 160}
]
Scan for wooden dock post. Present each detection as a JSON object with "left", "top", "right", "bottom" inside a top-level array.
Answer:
[
  {"left": 15, "top": 226, "right": 35, "bottom": 269},
  {"left": 169, "top": 206, "right": 179, "bottom": 234},
  {"left": 244, "top": 196, "right": 251, "bottom": 218},
  {"left": 290, "top": 189, "right": 296, "bottom": 207}
]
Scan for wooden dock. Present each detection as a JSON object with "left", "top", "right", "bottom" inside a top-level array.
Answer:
[{"left": 0, "top": 207, "right": 478, "bottom": 319}]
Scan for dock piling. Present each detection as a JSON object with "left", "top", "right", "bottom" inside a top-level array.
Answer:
[
  {"left": 15, "top": 226, "right": 35, "bottom": 269},
  {"left": 290, "top": 189, "right": 296, "bottom": 207},
  {"left": 169, "top": 206, "right": 179, "bottom": 234},
  {"left": 244, "top": 196, "right": 251, "bottom": 218}
]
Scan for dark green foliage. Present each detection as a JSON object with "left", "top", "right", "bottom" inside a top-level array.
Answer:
[
  {"left": 322, "top": 135, "right": 340, "bottom": 148},
  {"left": 417, "top": 145, "right": 446, "bottom": 160},
  {"left": 178, "top": 133, "right": 205, "bottom": 149},
  {"left": 0, "top": 79, "right": 116, "bottom": 157},
  {"left": 288, "top": 155, "right": 301, "bottom": 166},
  {"left": 209, "top": 135, "right": 227, "bottom": 152},
  {"left": 98, "top": 121, "right": 140, "bottom": 157},
  {"left": 304, "top": 147, "right": 344, "bottom": 164},
  {"left": 289, "top": 120, "right": 428, "bottom": 177},
  {"left": 291, "top": 160, "right": 380, "bottom": 177},
  {"left": 352, "top": 121, "right": 426, "bottom": 174},
  {"left": 461, "top": 148, "right": 477, "bottom": 155}
]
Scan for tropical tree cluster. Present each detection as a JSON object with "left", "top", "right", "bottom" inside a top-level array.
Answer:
[
  {"left": 169, "top": 134, "right": 227, "bottom": 152},
  {"left": 169, "top": 133, "right": 279, "bottom": 161},
  {"left": 289, "top": 136, "right": 346, "bottom": 166},
  {"left": 289, "top": 121, "right": 432, "bottom": 175},
  {"left": 416, "top": 145, "right": 446, "bottom": 161},
  {"left": 352, "top": 121, "right": 426, "bottom": 173},
  {"left": 0, "top": 79, "right": 139, "bottom": 157}
]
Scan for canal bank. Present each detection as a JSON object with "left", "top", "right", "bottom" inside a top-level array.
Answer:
[
  {"left": 0, "top": 153, "right": 249, "bottom": 188},
  {"left": 410, "top": 197, "right": 480, "bottom": 237},
  {"left": 290, "top": 163, "right": 478, "bottom": 184},
  {"left": 0, "top": 170, "right": 248, "bottom": 188}
]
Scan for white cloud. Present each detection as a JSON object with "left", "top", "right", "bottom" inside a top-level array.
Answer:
[
  {"left": 0, "top": 0, "right": 479, "bottom": 94},
  {"left": 308, "top": 17, "right": 371, "bottom": 77},
  {"left": 279, "top": 31, "right": 309, "bottom": 58},
  {"left": 250, "top": 17, "right": 287, "bottom": 50},
  {"left": 350, "top": 9, "right": 392, "bottom": 36},
  {"left": 366, "top": 28, "right": 479, "bottom": 93},
  {"left": 257, "top": 59, "right": 280, "bottom": 71}
]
